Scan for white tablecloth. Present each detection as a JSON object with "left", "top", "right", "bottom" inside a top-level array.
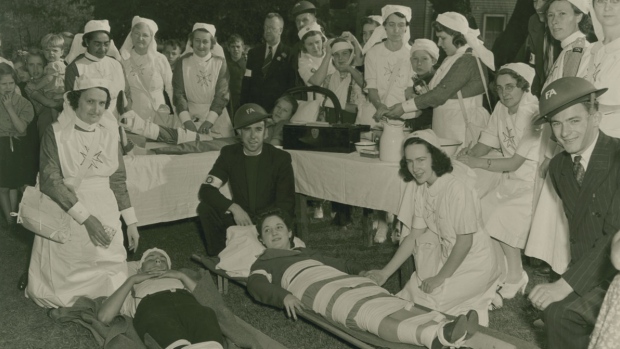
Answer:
[
  {"left": 124, "top": 151, "right": 230, "bottom": 227},
  {"left": 288, "top": 150, "right": 405, "bottom": 215},
  {"left": 124, "top": 147, "right": 404, "bottom": 227}
]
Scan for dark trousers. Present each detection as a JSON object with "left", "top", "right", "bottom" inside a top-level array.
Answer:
[
  {"left": 197, "top": 201, "right": 236, "bottom": 256},
  {"left": 133, "top": 290, "right": 224, "bottom": 348},
  {"left": 543, "top": 286, "right": 607, "bottom": 349}
]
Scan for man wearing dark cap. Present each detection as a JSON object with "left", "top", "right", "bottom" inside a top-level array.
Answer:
[
  {"left": 197, "top": 103, "right": 296, "bottom": 256},
  {"left": 291, "top": 0, "right": 317, "bottom": 31},
  {"left": 529, "top": 77, "right": 620, "bottom": 349}
]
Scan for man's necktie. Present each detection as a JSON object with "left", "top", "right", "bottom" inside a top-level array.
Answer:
[
  {"left": 573, "top": 155, "right": 585, "bottom": 186},
  {"left": 262, "top": 46, "right": 273, "bottom": 76}
]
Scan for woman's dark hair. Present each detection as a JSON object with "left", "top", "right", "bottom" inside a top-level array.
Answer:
[
  {"left": 254, "top": 208, "right": 295, "bottom": 247},
  {"left": 361, "top": 17, "right": 380, "bottom": 27},
  {"left": 491, "top": 68, "right": 531, "bottom": 95},
  {"left": 399, "top": 137, "right": 453, "bottom": 182},
  {"left": 274, "top": 94, "right": 299, "bottom": 116},
  {"left": 0, "top": 63, "right": 17, "bottom": 84},
  {"left": 432, "top": 22, "right": 467, "bottom": 48},
  {"left": 382, "top": 12, "right": 410, "bottom": 26},
  {"left": 301, "top": 31, "right": 325, "bottom": 52},
  {"left": 81, "top": 30, "right": 110, "bottom": 48},
  {"left": 189, "top": 29, "right": 217, "bottom": 49},
  {"left": 66, "top": 87, "right": 112, "bottom": 110}
]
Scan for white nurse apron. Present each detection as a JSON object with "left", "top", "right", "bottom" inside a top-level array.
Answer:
[
  {"left": 27, "top": 119, "right": 127, "bottom": 308},
  {"left": 182, "top": 54, "right": 233, "bottom": 138}
]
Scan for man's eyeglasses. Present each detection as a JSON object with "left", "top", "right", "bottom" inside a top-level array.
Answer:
[{"left": 595, "top": 0, "right": 620, "bottom": 4}]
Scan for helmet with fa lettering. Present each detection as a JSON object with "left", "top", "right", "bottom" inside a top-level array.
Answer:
[
  {"left": 534, "top": 77, "right": 607, "bottom": 125},
  {"left": 233, "top": 103, "right": 271, "bottom": 129}
]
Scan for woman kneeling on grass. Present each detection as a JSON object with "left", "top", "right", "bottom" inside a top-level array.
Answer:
[
  {"left": 247, "top": 208, "right": 478, "bottom": 349},
  {"left": 365, "top": 130, "right": 500, "bottom": 326}
]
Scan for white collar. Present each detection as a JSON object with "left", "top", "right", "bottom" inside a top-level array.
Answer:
[
  {"left": 74, "top": 116, "right": 98, "bottom": 132},
  {"left": 192, "top": 52, "right": 212, "bottom": 63},
  {"left": 561, "top": 31, "right": 586, "bottom": 49},
  {"left": 571, "top": 131, "right": 599, "bottom": 170},
  {"left": 85, "top": 52, "right": 103, "bottom": 62},
  {"left": 244, "top": 148, "right": 262, "bottom": 156}
]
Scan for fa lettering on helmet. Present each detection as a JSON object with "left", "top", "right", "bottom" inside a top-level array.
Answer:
[{"left": 545, "top": 89, "right": 557, "bottom": 100}]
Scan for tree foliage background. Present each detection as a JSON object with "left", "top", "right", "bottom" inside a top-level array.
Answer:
[
  {"left": 0, "top": 0, "right": 94, "bottom": 56},
  {"left": 1, "top": 0, "right": 476, "bottom": 58}
]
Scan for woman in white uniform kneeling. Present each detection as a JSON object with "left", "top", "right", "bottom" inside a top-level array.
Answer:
[
  {"left": 28, "top": 77, "right": 139, "bottom": 308},
  {"left": 366, "top": 130, "right": 500, "bottom": 326}
]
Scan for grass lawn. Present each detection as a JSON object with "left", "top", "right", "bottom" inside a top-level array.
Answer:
[{"left": 1, "top": 206, "right": 548, "bottom": 349}]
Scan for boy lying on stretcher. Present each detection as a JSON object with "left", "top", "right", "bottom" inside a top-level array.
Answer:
[
  {"left": 247, "top": 208, "right": 479, "bottom": 349},
  {"left": 97, "top": 248, "right": 250, "bottom": 349}
]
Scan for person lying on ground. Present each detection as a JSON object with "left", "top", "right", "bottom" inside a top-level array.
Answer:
[{"left": 98, "top": 248, "right": 226, "bottom": 349}]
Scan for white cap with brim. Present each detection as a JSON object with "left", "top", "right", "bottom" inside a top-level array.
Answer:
[
  {"left": 363, "top": 4, "right": 411, "bottom": 55},
  {"left": 410, "top": 38, "right": 440, "bottom": 61},
  {"left": 436, "top": 12, "right": 495, "bottom": 71},
  {"left": 139, "top": 248, "right": 172, "bottom": 269},
  {"left": 499, "top": 63, "right": 536, "bottom": 88},
  {"left": 298, "top": 22, "right": 324, "bottom": 41},
  {"left": 183, "top": 23, "right": 225, "bottom": 58},
  {"left": 85, "top": 20, "right": 111, "bottom": 34},
  {"left": 406, "top": 129, "right": 445, "bottom": 153}
]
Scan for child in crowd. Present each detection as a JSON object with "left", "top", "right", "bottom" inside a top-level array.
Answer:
[
  {"left": 248, "top": 208, "right": 479, "bottom": 349},
  {"left": 162, "top": 39, "right": 183, "bottom": 68},
  {"left": 98, "top": 248, "right": 225, "bottom": 349},
  {"left": 0, "top": 63, "right": 34, "bottom": 230},
  {"left": 267, "top": 95, "right": 297, "bottom": 146},
  {"left": 27, "top": 34, "right": 65, "bottom": 100},
  {"left": 11, "top": 57, "right": 30, "bottom": 84},
  {"left": 407, "top": 39, "right": 438, "bottom": 132}
]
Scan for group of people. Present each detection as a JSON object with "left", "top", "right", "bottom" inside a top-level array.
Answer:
[{"left": 1, "top": 0, "right": 619, "bottom": 348}]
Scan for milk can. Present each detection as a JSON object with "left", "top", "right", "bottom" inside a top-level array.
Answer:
[{"left": 379, "top": 120, "right": 405, "bottom": 162}]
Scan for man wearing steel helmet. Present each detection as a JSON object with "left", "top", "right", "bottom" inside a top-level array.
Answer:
[
  {"left": 197, "top": 103, "right": 295, "bottom": 256},
  {"left": 291, "top": 1, "right": 317, "bottom": 31},
  {"left": 529, "top": 77, "right": 620, "bottom": 349}
]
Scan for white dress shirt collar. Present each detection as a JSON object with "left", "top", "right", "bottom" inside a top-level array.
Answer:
[{"left": 571, "top": 131, "right": 599, "bottom": 170}]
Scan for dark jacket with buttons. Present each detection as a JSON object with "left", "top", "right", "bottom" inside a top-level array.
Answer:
[
  {"left": 549, "top": 132, "right": 620, "bottom": 296},
  {"left": 199, "top": 143, "right": 295, "bottom": 219}
]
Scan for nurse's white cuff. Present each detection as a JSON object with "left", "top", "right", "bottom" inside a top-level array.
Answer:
[
  {"left": 179, "top": 111, "right": 192, "bottom": 124},
  {"left": 206, "top": 111, "right": 219, "bottom": 124},
  {"left": 68, "top": 201, "right": 91, "bottom": 224},
  {"left": 402, "top": 98, "right": 419, "bottom": 113},
  {"left": 121, "top": 207, "right": 138, "bottom": 226}
]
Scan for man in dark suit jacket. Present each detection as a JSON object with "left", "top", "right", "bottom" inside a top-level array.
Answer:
[
  {"left": 240, "top": 13, "right": 295, "bottom": 112},
  {"left": 197, "top": 103, "right": 296, "bottom": 256},
  {"left": 522, "top": 0, "right": 561, "bottom": 97},
  {"left": 530, "top": 77, "right": 619, "bottom": 349}
]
